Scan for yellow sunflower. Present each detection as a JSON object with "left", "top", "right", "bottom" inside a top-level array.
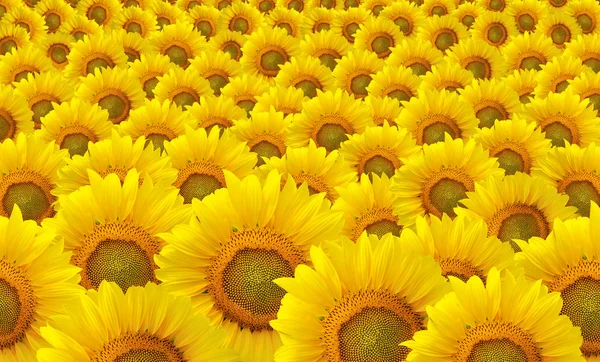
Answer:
[
  {"left": 0, "top": 23, "right": 30, "bottom": 56},
  {"left": 503, "top": 31, "right": 561, "bottom": 71},
  {"left": 301, "top": 7, "right": 335, "bottom": 33},
  {"left": 111, "top": 5, "right": 157, "bottom": 38},
  {"left": 515, "top": 203, "right": 600, "bottom": 360},
  {"left": 272, "top": 234, "right": 449, "bottom": 362},
  {"left": 165, "top": 126, "right": 256, "bottom": 203},
  {"left": 307, "top": 0, "right": 343, "bottom": 11},
  {"left": 422, "top": 0, "right": 456, "bottom": 17},
  {"left": 460, "top": 78, "right": 521, "bottom": 128},
  {"left": 379, "top": 1, "right": 426, "bottom": 38},
  {"left": 120, "top": 0, "right": 153, "bottom": 9},
  {"left": 518, "top": 89, "right": 600, "bottom": 147},
  {"left": 53, "top": 131, "right": 178, "bottom": 197},
  {"left": 187, "top": 95, "right": 248, "bottom": 131},
  {"left": 0, "top": 208, "right": 82, "bottom": 361},
  {"left": 230, "top": 107, "right": 290, "bottom": 164},
  {"left": 564, "top": 33, "right": 600, "bottom": 73},
  {"left": 506, "top": 0, "right": 549, "bottom": 33},
  {"left": 208, "top": 29, "right": 247, "bottom": 61},
  {"left": 417, "top": 14, "right": 469, "bottom": 53},
  {"left": 360, "top": 0, "right": 392, "bottom": 16},
  {"left": 353, "top": 16, "right": 403, "bottom": 59},
  {"left": 148, "top": 20, "right": 207, "bottom": 68},
  {"left": 452, "top": 2, "right": 482, "bottom": 29},
  {"left": 405, "top": 268, "right": 585, "bottom": 361},
  {"left": 189, "top": 50, "right": 242, "bottom": 96},
  {"left": 250, "top": 0, "right": 279, "bottom": 13},
  {"left": 254, "top": 84, "right": 304, "bottom": 116},
  {"left": 155, "top": 170, "right": 343, "bottom": 362},
  {"left": 220, "top": 74, "right": 271, "bottom": 117},
  {"left": 219, "top": 1, "right": 264, "bottom": 35},
  {"left": 387, "top": 37, "right": 445, "bottom": 76},
  {"left": 390, "top": 135, "right": 503, "bottom": 226},
  {"left": 364, "top": 95, "right": 403, "bottom": 126},
  {"left": 401, "top": 214, "right": 518, "bottom": 281},
  {"left": 128, "top": 52, "right": 175, "bottom": 99},
  {"left": 504, "top": 68, "right": 539, "bottom": 104},
  {"left": 38, "top": 32, "right": 73, "bottom": 70},
  {"left": 1, "top": 5, "right": 46, "bottom": 43},
  {"left": 34, "top": 0, "right": 73, "bottom": 33},
  {"left": 77, "top": 0, "right": 121, "bottom": 28},
  {"left": 0, "top": 83, "right": 33, "bottom": 141},
  {"left": 339, "top": 121, "right": 421, "bottom": 177},
  {"left": 57, "top": 13, "right": 102, "bottom": 42},
  {"left": 568, "top": 0, "right": 600, "bottom": 35},
  {"left": 331, "top": 7, "right": 372, "bottom": 43},
  {"left": 537, "top": 12, "right": 583, "bottom": 48},
  {"left": 471, "top": 10, "right": 519, "bottom": 49},
  {"left": 212, "top": 0, "right": 233, "bottom": 10},
  {"left": 534, "top": 54, "right": 592, "bottom": 98},
  {"left": 532, "top": 142, "right": 600, "bottom": 216},
  {"left": 288, "top": 89, "right": 374, "bottom": 152},
  {"left": 568, "top": 71, "right": 600, "bottom": 115},
  {"left": 274, "top": 55, "right": 335, "bottom": 99},
  {"left": 187, "top": 5, "right": 220, "bottom": 39},
  {"left": 298, "top": 29, "right": 352, "bottom": 71},
  {"left": 365, "top": 64, "right": 421, "bottom": 104},
  {"left": 63, "top": 30, "right": 128, "bottom": 81},
  {"left": 279, "top": 0, "right": 306, "bottom": 11},
  {"left": 265, "top": 7, "right": 303, "bottom": 38},
  {"left": 0, "top": 45, "right": 52, "bottom": 86},
  {"left": 176, "top": 0, "right": 203, "bottom": 11},
  {"left": 76, "top": 67, "right": 145, "bottom": 125},
  {"left": 332, "top": 49, "right": 384, "bottom": 99},
  {"left": 153, "top": 66, "right": 212, "bottom": 110},
  {"left": 120, "top": 98, "right": 195, "bottom": 151},
  {"left": 397, "top": 88, "right": 479, "bottom": 145},
  {"left": 115, "top": 29, "right": 150, "bottom": 63},
  {"left": 240, "top": 26, "right": 299, "bottom": 84},
  {"left": 38, "top": 98, "right": 112, "bottom": 157},
  {"left": 455, "top": 172, "right": 577, "bottom": 251},
  {"left": 147, "top": 0, "right": 186, "bottom": 30},
  {"left": 37, "top": 282, "right": 237, "bottom": 361},
  {"left": 444, "top": 37, "right": 506, "bottom": 79},
  {"left": 0, "top": 0, "right": 19, "bottom": 20},
  {"left": 419, "top": 61, "right": 474, "bottom": 93},
  {"left": 13, "top": 71, "right": 74, "bottom": 130},
  {"left": 476, "top": 0, "right": 510, "bottom": 11},
  {"left": 0, "top": 133, "right": 67, "bottom": 223},
  {"left": 475, "top": 116, "right": 551, "bottom": 175}
]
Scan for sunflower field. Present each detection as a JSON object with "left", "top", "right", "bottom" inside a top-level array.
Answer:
[{"left": 0, "top": 0, "right": 599, "bottom": 360}]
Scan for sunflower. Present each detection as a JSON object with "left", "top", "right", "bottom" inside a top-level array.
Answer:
[
  {"left": 444, "top": 38, "right": 506, "bottom": 80},
  {"left": 77, "top": 0, "right": 121, "bottom": 28},
  {"left": 360, "top": 0, "right": 392, "bottom": 16},
  {"left": 503, "top": 31, "right": 561, "bottom": 71},
  {"left": 38, "top": 99, "right": 112, "bottom": 158},
  {"left": 353, "top": 16, "right": 402, "bottom": 59},
  {"left": 379, "top": 1, "right": 425, "bottom": 38},
  {"left": 76, "top": 67, "right": 145, "bottom": 125},
  {"left": 208, "top": 29, "right": 247, "bottom": 61},
  {"left": 0, "top": 133, "right": 67, "bottom": 223},
  {"left": 339, "top": 121, "right": 421, "bottom": 177},
  {"left": 120, "top": 98, "right": 195, "bottom": 152},
  {"left": 475, "top": 117, "right": 551, "bottom": 175},
  {"left": 568, "top": 0, "right": 600, "bottom": 35},
  {"left": 455, "top": 172, "right": 577, "bottom": 251},
  {"left": 38, "top": 33, "right": 72, "bottom": 71},
  {"left": 53, "top": 131, "right": 178, "bottom": 197},
  {"left": 147, "top": 0, "right": 186, "bottom": 30},
  {"left": 365, "top": 65, "right": 421, "bottom": 105},
  {"left": 564, "top": 33, "right": 600, "bottom": 73},
  {"left": 0, "top": 23, "right": 29, "bottom": 56},
  {"left": 452, "top": 2, "right": 482, "bottom": 29},
  {"left": 57, "top": 13, "right": 102, "bottom": 41},
  {"left": 515, "top": 203, "right": 600, "bottom": 360},
  {"left": 387, "top": 37, "right": 445, "bottom": 76},
  {"left": 155, "top": 170, "right": 343, "bottom": 362},
  {"left": 115, "top": 30, "right": 150, "bottom": 63},
  {"left": 120, "top": 0, "right": 153, "bottom": 8},
  {"left": 569, "top": 71, "right": 600, "bottom": 115},
  {"left": 230, "top": 107, "right": 289, "bottom": 164},
  {"left": 288, "top": 89, "right": 373, "bottom": 152},
  {"left": 537, "top": 12, "right": 583, "bottom": 48},
  {"left": 38, "top": 281, "right": 237, "bottom": 361},
  {"left": 13, "top": 71, "right": 74, "bottom": 130},
  {"left": 240, "top": 26, "right": 299, "bottom": 84},
  {"left": 265, "top": 7, "right": 303, "bottom": 38},
  {"left": 149, "top": 21, "right": 206, "bottom": 69},
  {"left": 177, "top": 0, "right": 204, "bottom": 11},
  {"left": 504, "top": 68, "right": 539, "bottom": 104},
  {"left": 0, "top": 0, "right": 18, "bottom": 20},
  {"left": 188, "top": 95, "right": 247, "bottom": 131},
  {"left": 0, "top": 47, "right": 53, "bottom": 86},
  {"left": 153, "top": 66, "right": 212, "bottom": 110},
  {"left": 254, "top": 84, "right": 304, "bottom": 116},
  {"left": 518, "top": 89, "right": 600, "bottom": 147},
  {"left": 419, "top": 61, "right": 474, "bottom": 93},
  {"left": 250, "top": 0, "right": 278, "bottom": 13},
  {"left": 391, "top": 135, "right": 503, "bottom": 226},
  {"left": 332, "top": 49, "right": 384, "bottom": 99},
  {"left": 279, "top": 0, "right": 306, "bottom": 11},
  {"left": 505, "top": 0, "right": 548, "bottom": 33},
  {"left": 402, "top": 214, "right": 517, "bottom": 282},
  {"left": 471, "top": 11, "right": 519, "bottom": 49},
  {"left": 129, "top": 53, "right": 175, "bottom": 100},
  {"left": 0, "top": 83, "right": 32, "bottom": 141},
  {"left": 298, "top": 29, "right": 352, "bottom": 71},
  {"left": 301, "top": 7, "right": 335, "bottom": 33},
  {"left": 220, "top": 74, "right": 271, "bottom": 117},
  {"left": 219, "top": 1, "right": 263, "bottom": 35},
  {"left": 307, "top": 0, "right": 344, "bottom": 10},
  {"left": 63, "top": 31, "right": 128, "bottom": 81},
  {"left": 111, "top": 5, "right": 157, "bottom": 38},
  {"left": 534, "top": 54, "right": 592, "bottom": 98},
  {"left": 275, "top": 55, "right": 335, "bottom": 99},
  {"left": 34, "top": 0, "right": 72, "bottom": 34},
  {"left": 272, "top": 234, "right": 449, "bottom": 362},
  {"left": 0, "top": 208, "right": 82, "bottom": 361},
  {"left": 460, "top": 78, "right": 521, "bottom": 129},
  {"left": 187, "top": 5, "right": 219, "bottom": 39},
  {"left": 422, "top": 0, "right": 456, "bottom": 17},
  {"left": 331, "top": 7, "right": 372, "bottom": 43},
  {"left": 417, "top": 14, "right": 469, "bottom": 53},
  {"left": 397, "top": 89, "right": 479, "bottom": 145},
  {"left": 1, "top": 6, "right": 46, "bottom": 43},
  {"left": 365, "top": 96, "right": 403, "bottom": 127},
  {"left": 189, "top": 50, "right": 242, "bottom": 96},
  {"left": 405, "top": 267, "right": 585, "bottom": 361}
]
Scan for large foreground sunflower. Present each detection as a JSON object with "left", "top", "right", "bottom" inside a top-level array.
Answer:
[{"left": 155, "top": 170, "right": 343, "bottom": 362}]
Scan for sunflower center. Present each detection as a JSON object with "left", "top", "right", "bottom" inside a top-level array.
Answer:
[
  {"left": 164, "top": 45, "right": 189, "bottom": 67},
  {"left": 89, "top": 5, "right": 107, "bottom": 25},
  {"left": 45, "top": 12, "right": 61, "bottom": 32},
  {"left": 259, "top": 0, "right": 273, "bottom": 11},
  {"left": 519, "top": 93, "right": 532, "bottom": 104},
  {"left": 97, "top": 94, "right": 128, "bottom": 123},
  {"left": 465, "top": 59, "right": 491, "bottom": 80},
  {"left": 495, "top": 149, "right": 525, "bottom": 175},
  {"left": 462, "top": 15, "right": 475, "bottom": 28},
  {"left": 143, "top": 77, "right": 159, "bottom": 99},
  {"left": 323, "top": 290, "right": 423, "bottom": 362},
  {"left": 520, "top": 56, "right": 544, "bottom": 71},
  {"left": 231, "top": 17, "right": 249, "bottom": 34},
  {"left": 0, "top": 112, "right": 14, "bottom": 140},
  {"left": 491, "top": 205, "right": 548, "bottom": 251},
  {"left": 423, "top": 120, "right": 458, "bottom": 145},
  {"left": 542, "top": 121, "right": 573, "bottom": 147},
  {"left": 560, "top": 277, "right": 600, "bottom": 356},
  {"left": 434, "top": 30, "right": 457, "bottom": 51},
  {"left": 221, "top": 42, "right": 241, "bottom": 61},
  {"left": 564, "top": 180, "right": 600, "bottom": 217},
  {"left": 468, "top": 339, "right": 529, "bottom": 361},
  {"left": 0, "top": 38, "right": 16, "bottom": 55},
  {"left": 296, "top": 79, "right": 320, "bottom": 98},
  {"left": 489, "top": 0, "right": 504, "bottom": 9},
  {"left": 363, "top": 155, "right": 397, "bottom": 177},
  {"left": 0, "top": 279, "right": 20, "bottom": 336},
  {"left": 218, "top": 0, "right": 231, "bottom": 9},
  {"left": 407, "top": 61, "right": 430, "bottom": 76},
  {"left": 172, "top": 91, "right": 198, "bottom": 108},
  {"left": 277, "top": 23, "right": 294, "bottom": 36},
  {"left": 92, "top": 332, "right": 185, "bottom": 362},
  {"left": 429, "top": 5, "right": 446, "bottom": 16},
  {"left": 49, "top": 44, "right": 69, "bottom": 65},
  {"left": 145, "top": 134, "right": 171, "bottom": 152},
  {"left": 364, "top": 220, "right": 402, "bottom": 239},
  {"left": 577, "top": 14, "right": 594, "bottom": 32},
  {"left": 372, "top": 4, "right": 384, "bottom": 15},
  {"left": 15, "top": 22, "right": 29, "bottom": 33},
  {"left": 316, "top": 123, "right": 349, "bottom": 153},
  {"left": 61, "top": 133, "right": 92, "bottom": 157},
  {"left": 428, "top": 178, "right": 468, "bottom": 217},
  {"left": 585, "top": 93, "right": 600, "bottom": 114},
  {"left": 125, "top": 48, "right": 140, "bottom": 62},
  {"left": 30, "top": 99, "right": 55, "bottom": 127},
  {"left": 195, "top": 20, "right": 213, "bottom": 37},
  {"left": 350, "top": 74, "right": 372, "bottom": 97},
  {"left": 179, "top": 173, "right": 223, "bottom": 203},
  {"left": 487, "top": 24, "right": 506, "bottom": 45},
  {"left": 260, "top": 49, "right": 287, "bottom": 75},
  {"left": 344, "top": 23, "right": 360, "bottom": 42},
  {"left": 251, "top": 140, "right": 282, "bottom": 165},
  {"left": 554, "top": 79, "right": 570, "bottom": 93},
  {"left": 353, "top": 207, "right": 401, "bottom": 241},
  {"left": 550, "top": 25, "right": 570, "bottom": 45},
  {"left": 2, "top": 182, "right": 51, "bottom": 222},
  {"left": 0, "top": 260, "right": 35, "bottom": 349},
  {"left": 237, "top": 99, "right": 256, "bottom": 117},
  {"left": 476, "top": 106, "right": 506, "bottom": 128},
  {"left": 125, "top": 22, "right": 142, "bottom": 34},
  {"left": 315, "top": 22, "right": 330, "bottom": 31},
  {"left": 371, "top": 35, "right": 393, "bottom": 56},
  {"left": 318, "top": 52, "right": 339, "bottom": 71},
  {"left": 73, "top": 31, "right": 87, "bottom": 41},
  {"left": 394, "top": 17, "right": 411, "bottom": 35},
  {"left": 289, "top": 0, "right": 302, "bottom": 10},
  {"left": 517, "top": 14, "right": 535, "bottom": 32},
  {"left": 156, "top": 17, "right": 171, "bottom": 29},
  {"left": 583, "top": 58, "right": 600, "bottom": 73},
  {"left": 439, "top": 258, "right": 484, "bottom": 282},
  {"left": 86, "top": 57, "right": 113, "bottom": 75}
]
